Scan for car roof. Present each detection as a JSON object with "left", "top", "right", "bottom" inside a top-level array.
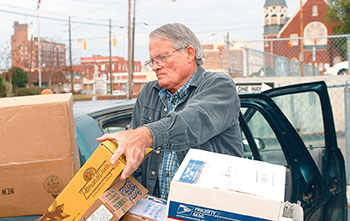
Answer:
[{"left": 73, "top": 99, "right": 136, "bottom": 118}]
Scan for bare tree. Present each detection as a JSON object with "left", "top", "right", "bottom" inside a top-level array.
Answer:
[{"left": 0, "top": 42, "right": 11, "bottom": 70}]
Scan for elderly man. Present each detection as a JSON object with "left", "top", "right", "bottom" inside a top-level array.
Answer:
[{"left": 97, "top": 23, "right": 243, "bottom": 199}]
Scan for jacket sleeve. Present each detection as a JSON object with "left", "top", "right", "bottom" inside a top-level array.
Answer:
[{"left": 145, "top": 73, "right": 240, "bottom": 152}]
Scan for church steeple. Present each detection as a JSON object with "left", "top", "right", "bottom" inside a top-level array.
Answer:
[{"left": 264, "top": 0, "right": 287, "bottom": 36}]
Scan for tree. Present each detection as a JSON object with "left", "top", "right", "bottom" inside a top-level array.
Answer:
[
  {"left": 6, "top": 67, "right": 29, "bottom": 95},
  {"left": 325, "top": 0, "right": 350, "bottom": 34},
  {"left": 0, "top": 77, "right": 6, "bottom": 97},
  {"left": 0, "top": 42, "right": 11, "bottom": 70},
  {"left": 324, "top": 0, "right": 350, "bottom": 61}
]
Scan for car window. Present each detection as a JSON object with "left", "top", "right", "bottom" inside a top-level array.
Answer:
[
  {"left": 271, "top": 92, "right": 325, "bottom": 149},
  {"left": 101, "top": 116, "right": 132, "bottom": 133},
  {"left": 241, "top": 107, "right": 287, "bottom": 166}
]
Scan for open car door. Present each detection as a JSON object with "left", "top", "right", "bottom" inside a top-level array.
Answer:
[{"left": 239, "top": 81, "right": 347, "bottom": 221}]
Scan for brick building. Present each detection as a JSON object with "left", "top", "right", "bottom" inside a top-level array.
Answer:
[
  {"left": 11, "top": 21, "right": 66, "bottom": 72},
  {"left": 11, "top": 21, "right": 67, "bottom": 91},
  {"left": 202, "top": 42, "right": 247, "bottom": 77},
  {"left": 80, "top": 55, "right": 148, "bottom": 95},
  {"left": 263, "top": 0, "right": 341, "bottom": 75}
]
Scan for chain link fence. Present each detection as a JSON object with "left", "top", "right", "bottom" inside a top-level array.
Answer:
[
  {"left": 223, "top": 35, "right": 350, "bottom": 77},
  {"left": 227, "top": 35, "right": 350, "bottom": 185}
]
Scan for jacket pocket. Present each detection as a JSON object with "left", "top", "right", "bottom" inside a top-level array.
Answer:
[{"left": 141, "top": 105, "right": 161, "bottom": 125}]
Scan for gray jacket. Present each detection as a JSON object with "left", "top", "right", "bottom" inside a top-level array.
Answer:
[{"left": 130, "top": 66, "right": 243, "bottom": 195}]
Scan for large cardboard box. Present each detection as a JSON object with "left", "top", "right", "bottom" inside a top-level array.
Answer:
[
  {"left": 79, "top": 176, "right": 148, "bottom": 221},
  {"left": 166, "top": 149, "right": 286, "bottom": 221},
  {"left": 41, "top": 140, "right": 152, "bottom": 221},
  {"left": 0, "top": 94, "right": 80, "bottom": 217}
]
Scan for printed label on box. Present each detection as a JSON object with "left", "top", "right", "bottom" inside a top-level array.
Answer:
[
  {"left": 128, "top": 196, "right": 167, "bottom": 221},
  {"left": 179, "top": 160, "right": 205, "bottom": 184},
  {"left": 87, "top": 205, "right": 113, "bottom": 221},
  {"left": 168, "top": 201, "right": 271, "bottom": 221}
]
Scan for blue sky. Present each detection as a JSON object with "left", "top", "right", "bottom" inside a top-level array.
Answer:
[{"left": 0, "top": 0, "right": 300, "bottom": 68}]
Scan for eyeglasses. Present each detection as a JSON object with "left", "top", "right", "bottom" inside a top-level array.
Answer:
[{"left": 144, "top": 47, "right": 185, "bottom": 69}]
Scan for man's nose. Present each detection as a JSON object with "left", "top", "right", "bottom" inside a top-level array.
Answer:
[{"left": 152, "top": 62, "right": 162, "bottom": 71}]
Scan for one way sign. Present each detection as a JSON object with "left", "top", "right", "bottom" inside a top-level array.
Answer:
[{"left": 236, "top": 82, "right": 274, "bottom": 94}]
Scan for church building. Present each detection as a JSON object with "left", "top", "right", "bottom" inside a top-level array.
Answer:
[{"left": 263, "top": 0, "right": 342, "bottom": 74}]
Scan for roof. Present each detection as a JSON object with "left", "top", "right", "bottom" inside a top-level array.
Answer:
[
  {"left": 264, "top": 25, "right": 285, "bottom": 35},
  {"left": 264, "top": 0, "right": 287, "bottom": 7},
  {"left": 73, "top": 99, "right": 135, "bottom": 118}
]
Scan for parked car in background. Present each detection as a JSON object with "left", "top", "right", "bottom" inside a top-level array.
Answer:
[
  {"left": 325, "top": 61, "right": 349, "bottom": 75},
  {"left": 1, "top": 81, "right": 347, "bottom": 221},
  {"left": 112, "top": 90, "right": 127, "bottom": 96}
]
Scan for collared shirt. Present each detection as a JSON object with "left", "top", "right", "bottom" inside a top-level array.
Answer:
[
  {"left": 130, "top": 66, "right": 243, "bottom": 199},
  {"left": 157, "top": 74, "right": 194, "bottom": 199}
]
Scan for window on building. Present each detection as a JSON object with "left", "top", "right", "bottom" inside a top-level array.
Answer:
[
  {"left": 271, "top": 14, "right": 278, "bottom": 24},
  {"left": 312, "top": 5, "right": 318, "bottom": 16},
  {"left": 290, "top": 34, "right": 298, "bottom": 46},
  {"left": 101, "top": 64, "right": 105, "bottom": 71},
  {"left": 304, "top": 22, "right": 327, "bottom": 46}
]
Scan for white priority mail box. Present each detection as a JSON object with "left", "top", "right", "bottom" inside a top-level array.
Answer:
[{"left": 166, "top": 149, "right": 287, "bottom": 221}]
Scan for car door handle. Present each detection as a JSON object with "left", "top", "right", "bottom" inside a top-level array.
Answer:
[
  {"left": 329, "top": 184, "right": 337, "bottom": 194},
  {"left": 303, "top": 192, "right": 312, "bottom": 201}
]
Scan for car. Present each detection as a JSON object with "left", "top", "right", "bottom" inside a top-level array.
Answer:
[
  {"left": 2, "top": 81, "right": 347, "bottom": 221},
  {"left": 324, "top": 61, "right": 349, "bottom": 75},
  {"left": 74, "top": 81, "right": 347, "bottom": 220},
  {"left": 112, "top": 90, "right": 127, "bottom": 96}
]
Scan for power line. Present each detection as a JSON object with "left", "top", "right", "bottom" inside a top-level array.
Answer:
[
  {"left": 0, "top": 8, "right": 126, "bottom": 28},
  {"left": 0, "top": 3, "right": 112, "bottom": 23}
]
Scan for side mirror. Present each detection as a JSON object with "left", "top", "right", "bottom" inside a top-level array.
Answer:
[
  {"left": 243, "top": 138, "right": 265, "bottom": 151},
  {"left": 255, "top": 138, "right": 265, "bottom": 149}
]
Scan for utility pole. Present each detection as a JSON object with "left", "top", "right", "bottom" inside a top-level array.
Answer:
[
  {"left": 109, "top": 19, "right": 113, "bottom": 95},
  {"left": 131, "top": 0, "right": 135, "bottom": 89},
  {"left": 127, "top": 0, "right": 133, "bottom": 99},
  {"left": 29, "top": 33, "right": 33, "bottom": 73},
  {"left": 299, "top": 0, "right": 304, "bottom": 76},
  {"left": 69, "top": 16, "right": 74, "bottom": 94},
  {"left": 37, "top": 3, "right": 42, "bottom": 86}
]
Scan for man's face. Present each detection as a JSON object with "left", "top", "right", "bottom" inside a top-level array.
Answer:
[{"left": 149, "top": 38, "right": 193, "bottom": 94}]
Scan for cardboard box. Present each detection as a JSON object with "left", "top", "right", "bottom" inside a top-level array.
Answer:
[
  {"left": 80, "top": 176, "right": 148, "bottom": 221},
  {"left": 41, "top": 140, "right": 152, "bottom": 221},
  {"left": 123, "top": 195, "right": 167, "bottom": 221},
  {"left": 0, "top": 94, "right": 80, "bottom": 217},
  {"left": 166, "top": 149, "right": 286, "bottom": 221}
]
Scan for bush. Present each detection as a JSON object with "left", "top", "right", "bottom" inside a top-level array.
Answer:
[
  {"left": 17, "top": 87, "right": 48, "bottom": 96},
  {"left": 0, "top": 77, "right": 6, "bottom": 97}
]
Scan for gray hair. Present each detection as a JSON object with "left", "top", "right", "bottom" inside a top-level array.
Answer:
[{"left": 150, "top": 23, "right": 206, "bottom": 65}]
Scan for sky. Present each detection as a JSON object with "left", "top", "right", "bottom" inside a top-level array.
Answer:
[{"left": 0, "top": 0, "right": 300, "bottom": 69}]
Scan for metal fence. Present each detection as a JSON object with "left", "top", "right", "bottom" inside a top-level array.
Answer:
[{"left": 225, "top": 35, "right": 350, "bottom": 77}]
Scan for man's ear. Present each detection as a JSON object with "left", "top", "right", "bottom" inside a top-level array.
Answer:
[{"left": 185, "top": 46, "right": 196, "bottom": 63}]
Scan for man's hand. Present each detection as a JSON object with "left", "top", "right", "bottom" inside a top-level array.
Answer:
[{"left": 96, "top": 126, "right": 153, "bottom": 180}]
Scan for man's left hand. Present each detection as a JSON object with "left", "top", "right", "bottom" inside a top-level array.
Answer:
[{"left": 96, "top": 126, "right": 153, "bottom": 180}]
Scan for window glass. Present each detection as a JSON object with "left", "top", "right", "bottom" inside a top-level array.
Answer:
[
  {"left": 312, "top": 5, "right": 318, "bottom": 16},
  {"left": 102, "top": 116, "right": 131, "bottom": 133},
  {"left": 272, "top": 92, "right": 324, "bottom": 149},
  {"left": 241, "top": 107, "right": 287, "bottom": 166}
]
